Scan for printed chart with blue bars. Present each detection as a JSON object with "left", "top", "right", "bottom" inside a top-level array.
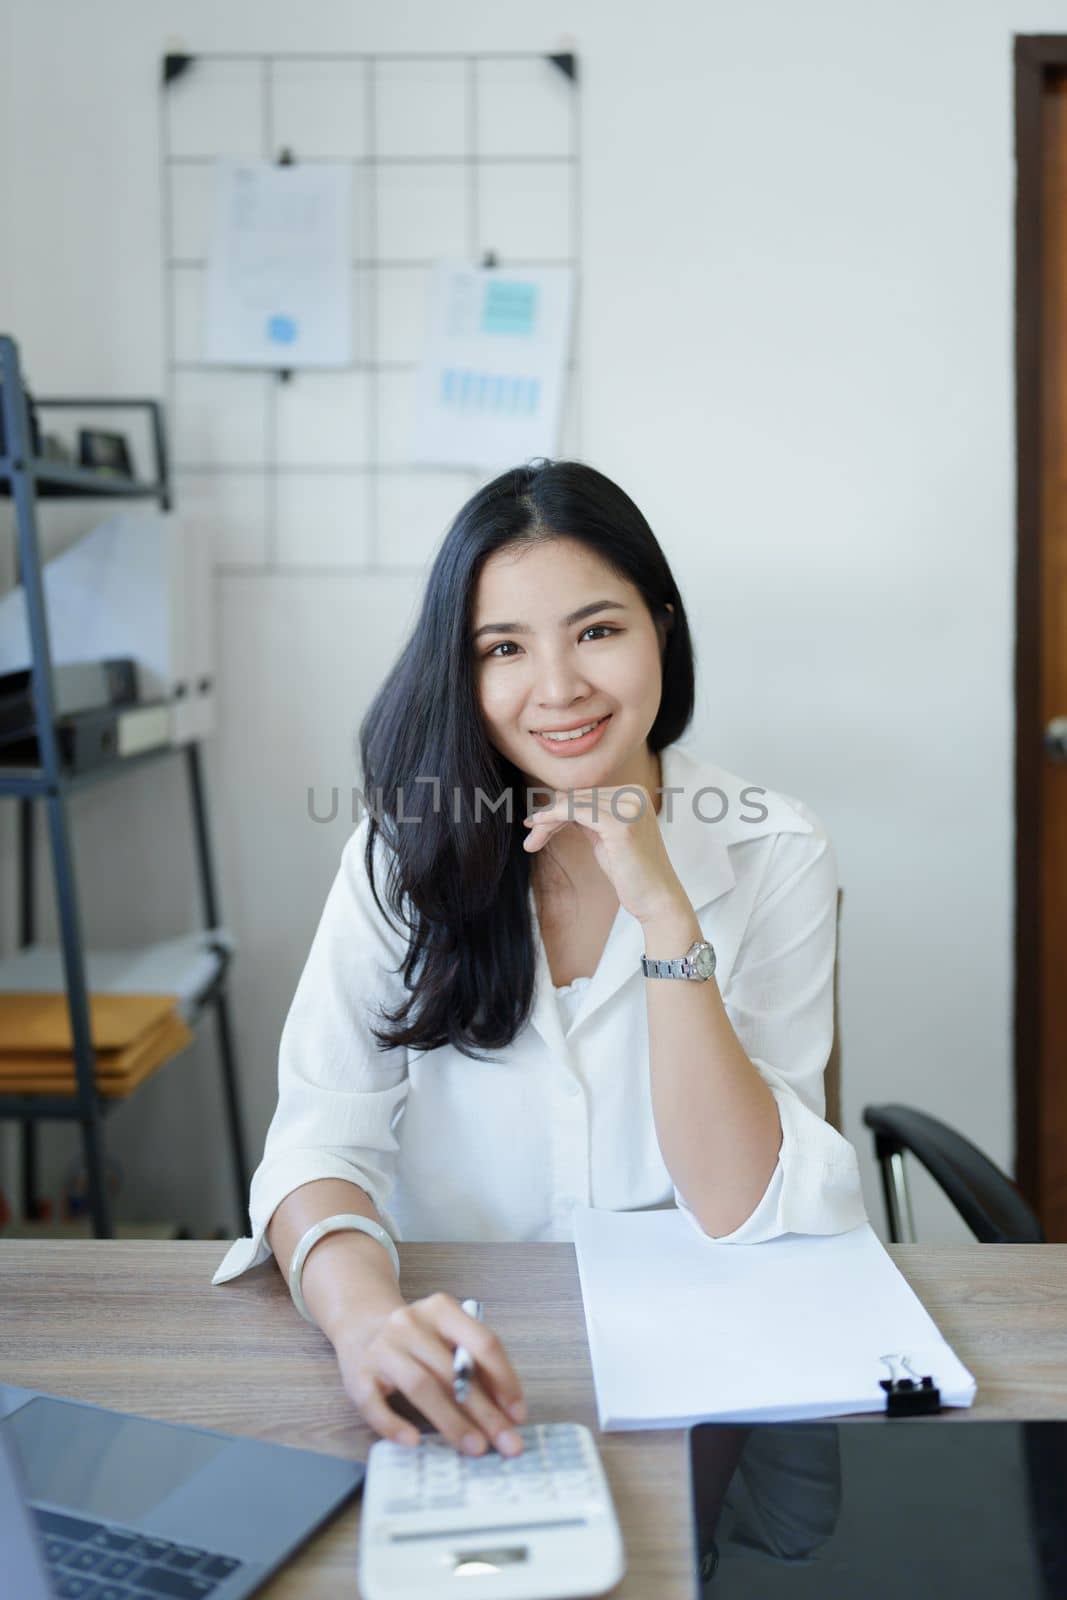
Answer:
[
  {"left": 414, "top": 264, "right": 573, "bottom": 469},
  {"left": 439, "top": 371, "right": 541, "bottom": 416}
]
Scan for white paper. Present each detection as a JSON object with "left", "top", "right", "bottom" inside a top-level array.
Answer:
[
  {"left": 0, "top": 931, "right": 234, "bottom": 1023},
  {"left": 0, "top": 511, "right": 211, "bottom": 738},
  {"left": 205, "top": 160, "right": 352, "bottom": 369},
  {"left": 412, "top": 262, "right": 574, "bottom": 469},
  {"left": 572, "top": 1208, "right": 976, "bottom": 1430}
]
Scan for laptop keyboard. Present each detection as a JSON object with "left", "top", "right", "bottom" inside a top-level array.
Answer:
[{"left": 32, "top": 1505, "right": 245, "bottom": 1599}]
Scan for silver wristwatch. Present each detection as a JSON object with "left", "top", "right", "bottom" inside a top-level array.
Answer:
[{"left": 640, "top": 939, "right": 717, "bottom": 981}]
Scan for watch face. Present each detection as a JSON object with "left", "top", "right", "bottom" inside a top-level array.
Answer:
[{"left": 692, "top": 943, "right": 717, "bottom": 979}]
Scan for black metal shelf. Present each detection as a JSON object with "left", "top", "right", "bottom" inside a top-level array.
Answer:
[
  {"left": 0, "top": 332, "right": 249, "bottom": 1237},
  {"left": 0, "top": 458, "right": 166, "bottom": 500},
  {"left": 0, "top": 737, "right": 180, "bottom": 799}
]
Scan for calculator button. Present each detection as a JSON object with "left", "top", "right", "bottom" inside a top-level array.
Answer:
[
  {"left": 556, "top": 1471, "right": 594, "bottom": 1491},
  {"left": 514, "top": 1479, "right": 555, "bottom": 1500},
  {"left": 468, "top": 1482, "right": 512, "bottom": 1502}
]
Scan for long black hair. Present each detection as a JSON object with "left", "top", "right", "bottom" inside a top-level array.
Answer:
[{"left": 358, "top": 459, "right": 696, "bottom": 1061}]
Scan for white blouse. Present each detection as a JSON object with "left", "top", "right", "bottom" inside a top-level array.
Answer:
[
  {"left": 213, "top": 743, "right": 866, "bottom": 1287},
  {"left": 555, "top": 975, "right": 593, "bottom": 1034}
]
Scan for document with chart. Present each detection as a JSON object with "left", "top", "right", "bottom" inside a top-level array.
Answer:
[
  {"left": 412, "top": 261, "right": 574, "bottom": 469},
  {"left": 204, "top": 159, "right": 352, "bottom": 369}
]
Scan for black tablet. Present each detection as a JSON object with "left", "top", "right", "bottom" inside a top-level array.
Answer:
[{"left": 689, "top": 1419, "right": 1067, "bottom": 1597}]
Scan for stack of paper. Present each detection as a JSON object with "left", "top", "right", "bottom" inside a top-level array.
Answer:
[
  {"left": 572, "top": 1207, "right": 976, "bottom": 1430},
  {"left": 0, "top": 931, "right": 233, "bottom": 1023},
  {"left": 0, "top": 994, "right": 193, "bottom": 1097}
]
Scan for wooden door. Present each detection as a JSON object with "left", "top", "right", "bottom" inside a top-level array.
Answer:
[{"left": 1016, "top": 40, "right": 1067, "bottom": 1238}]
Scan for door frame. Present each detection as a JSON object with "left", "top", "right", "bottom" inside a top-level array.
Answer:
[{"left": 1014, "top": 36, "right": 1067, "bottom": 1209}]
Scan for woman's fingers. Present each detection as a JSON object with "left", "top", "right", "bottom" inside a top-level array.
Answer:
[
  {"left": 420, "top": 1294, "right": 527, "bottom": 1421},
  {"left": 348, "top": 1370, "right": 420, "bottom": 1448},
  {"left": 387, "top": 1306, "right": 523, "bottom": 1453},
  {"left": 453, "top": 1378, "right": 525, "bottom": 1456},
  {"left": 376, "top": 1347, "right": 494, "bottom": 1455},
  {"left": 523, "top": 805, "right": 575, "bottom": 852},
  {"left": 337, "top": 1293, "right": 528, "bottom": 1455}
]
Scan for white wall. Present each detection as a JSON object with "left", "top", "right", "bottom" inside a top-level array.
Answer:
[{"left": 1, "top": 0, "right": 1057, "bottom": 1241}]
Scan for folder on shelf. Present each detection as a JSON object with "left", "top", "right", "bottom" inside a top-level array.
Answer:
[{"left": 0, "top": 993, "right": 193, "bottom": 1098}]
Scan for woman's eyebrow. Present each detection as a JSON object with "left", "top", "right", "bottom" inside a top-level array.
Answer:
[{"left": 471, "top": 599, "right": 628, "bottom": 641}]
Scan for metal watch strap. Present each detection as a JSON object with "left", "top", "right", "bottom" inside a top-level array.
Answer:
[
  {"left": 641, "top": 954, "right": 693, "bottom": 978},
  {"left": 640, "top": 939, "right": 716, "bottom": 981}
]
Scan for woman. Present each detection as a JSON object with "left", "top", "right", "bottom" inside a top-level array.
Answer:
[{"left": 213, "top": 459, "right": 865, "bottom": 1460}]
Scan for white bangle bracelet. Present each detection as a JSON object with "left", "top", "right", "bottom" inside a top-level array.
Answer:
[{"left": 288, "top": 1213, "right": 401, "bottom": 1326}]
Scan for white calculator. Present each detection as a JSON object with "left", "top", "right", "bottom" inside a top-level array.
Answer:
[{"left": 358, "top": 1421, "right": 625, "bottom": 1600}]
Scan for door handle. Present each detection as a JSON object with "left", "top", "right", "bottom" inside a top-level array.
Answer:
[{"left": 1045, "top": 717, "right": 1067, "bottom": 762}]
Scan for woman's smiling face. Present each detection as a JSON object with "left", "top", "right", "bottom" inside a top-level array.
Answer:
[{"left": 471, "top": 536, "right": 671, "bottom": 793}]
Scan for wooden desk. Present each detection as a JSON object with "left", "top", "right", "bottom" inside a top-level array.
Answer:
[{"left": 3, "top": 1242, "right": 1067, "bottom": 1598}]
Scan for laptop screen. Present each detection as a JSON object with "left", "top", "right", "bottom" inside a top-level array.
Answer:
[
  {"left": 0, "top": 1397, "right": 228, "bottom": 1522},
  {"left": 689, "top": 1420, "right": 1067, "bottom": 1597}
]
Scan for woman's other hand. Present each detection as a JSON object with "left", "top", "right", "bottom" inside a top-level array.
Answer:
[{"left": 334, "top": 1291, "right": 527, "bottom": 1455}]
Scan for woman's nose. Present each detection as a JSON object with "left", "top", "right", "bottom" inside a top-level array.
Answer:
[{"left": 535, "top": 655, "right": 591, "bottom": 706}]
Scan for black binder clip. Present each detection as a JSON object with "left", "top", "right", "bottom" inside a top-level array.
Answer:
[{"left": 879, "top": 1354, "right": 941, "bottom": 1417}]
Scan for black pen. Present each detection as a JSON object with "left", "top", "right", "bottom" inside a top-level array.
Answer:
[{"left": 453, "top": 1298, "right": 483, "bottom": 1403}]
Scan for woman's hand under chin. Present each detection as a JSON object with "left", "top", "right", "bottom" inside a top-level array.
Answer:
[{"left": 523, "top": 785, "right": 691, "bottom": 926}]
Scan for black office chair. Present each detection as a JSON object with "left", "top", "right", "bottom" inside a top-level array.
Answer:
[{"left": 862, "top": 1104, "right": 1045, "bottom": 1244}]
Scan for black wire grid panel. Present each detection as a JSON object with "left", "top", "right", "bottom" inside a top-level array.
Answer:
[{"left": 159, "top": 51, "right": 581, "bottom": 577}]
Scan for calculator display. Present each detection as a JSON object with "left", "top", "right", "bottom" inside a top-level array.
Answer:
[{"left": 452, "top": 1544, "right": 530, "bottom": 1573}]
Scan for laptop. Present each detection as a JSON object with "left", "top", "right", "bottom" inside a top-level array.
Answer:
[
  {"left": 0, "top": 1382, "right": 364, "bottom": 1599},
  {"left": 689, "top": 1418, "right": 1067, "bottom": 1597}
]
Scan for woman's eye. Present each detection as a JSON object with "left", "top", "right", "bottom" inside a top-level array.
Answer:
[{"left": 483, "top": 625, "right": 618, "bottom": 660}]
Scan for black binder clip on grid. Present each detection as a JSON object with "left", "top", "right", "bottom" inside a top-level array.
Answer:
[{"left": 879, "top": 1353, "right": 942, "bottom": 1417}]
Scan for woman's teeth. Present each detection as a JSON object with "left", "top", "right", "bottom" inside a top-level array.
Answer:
[{"left": 538, "top": 718, "right": 605, "bottom": 742}]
